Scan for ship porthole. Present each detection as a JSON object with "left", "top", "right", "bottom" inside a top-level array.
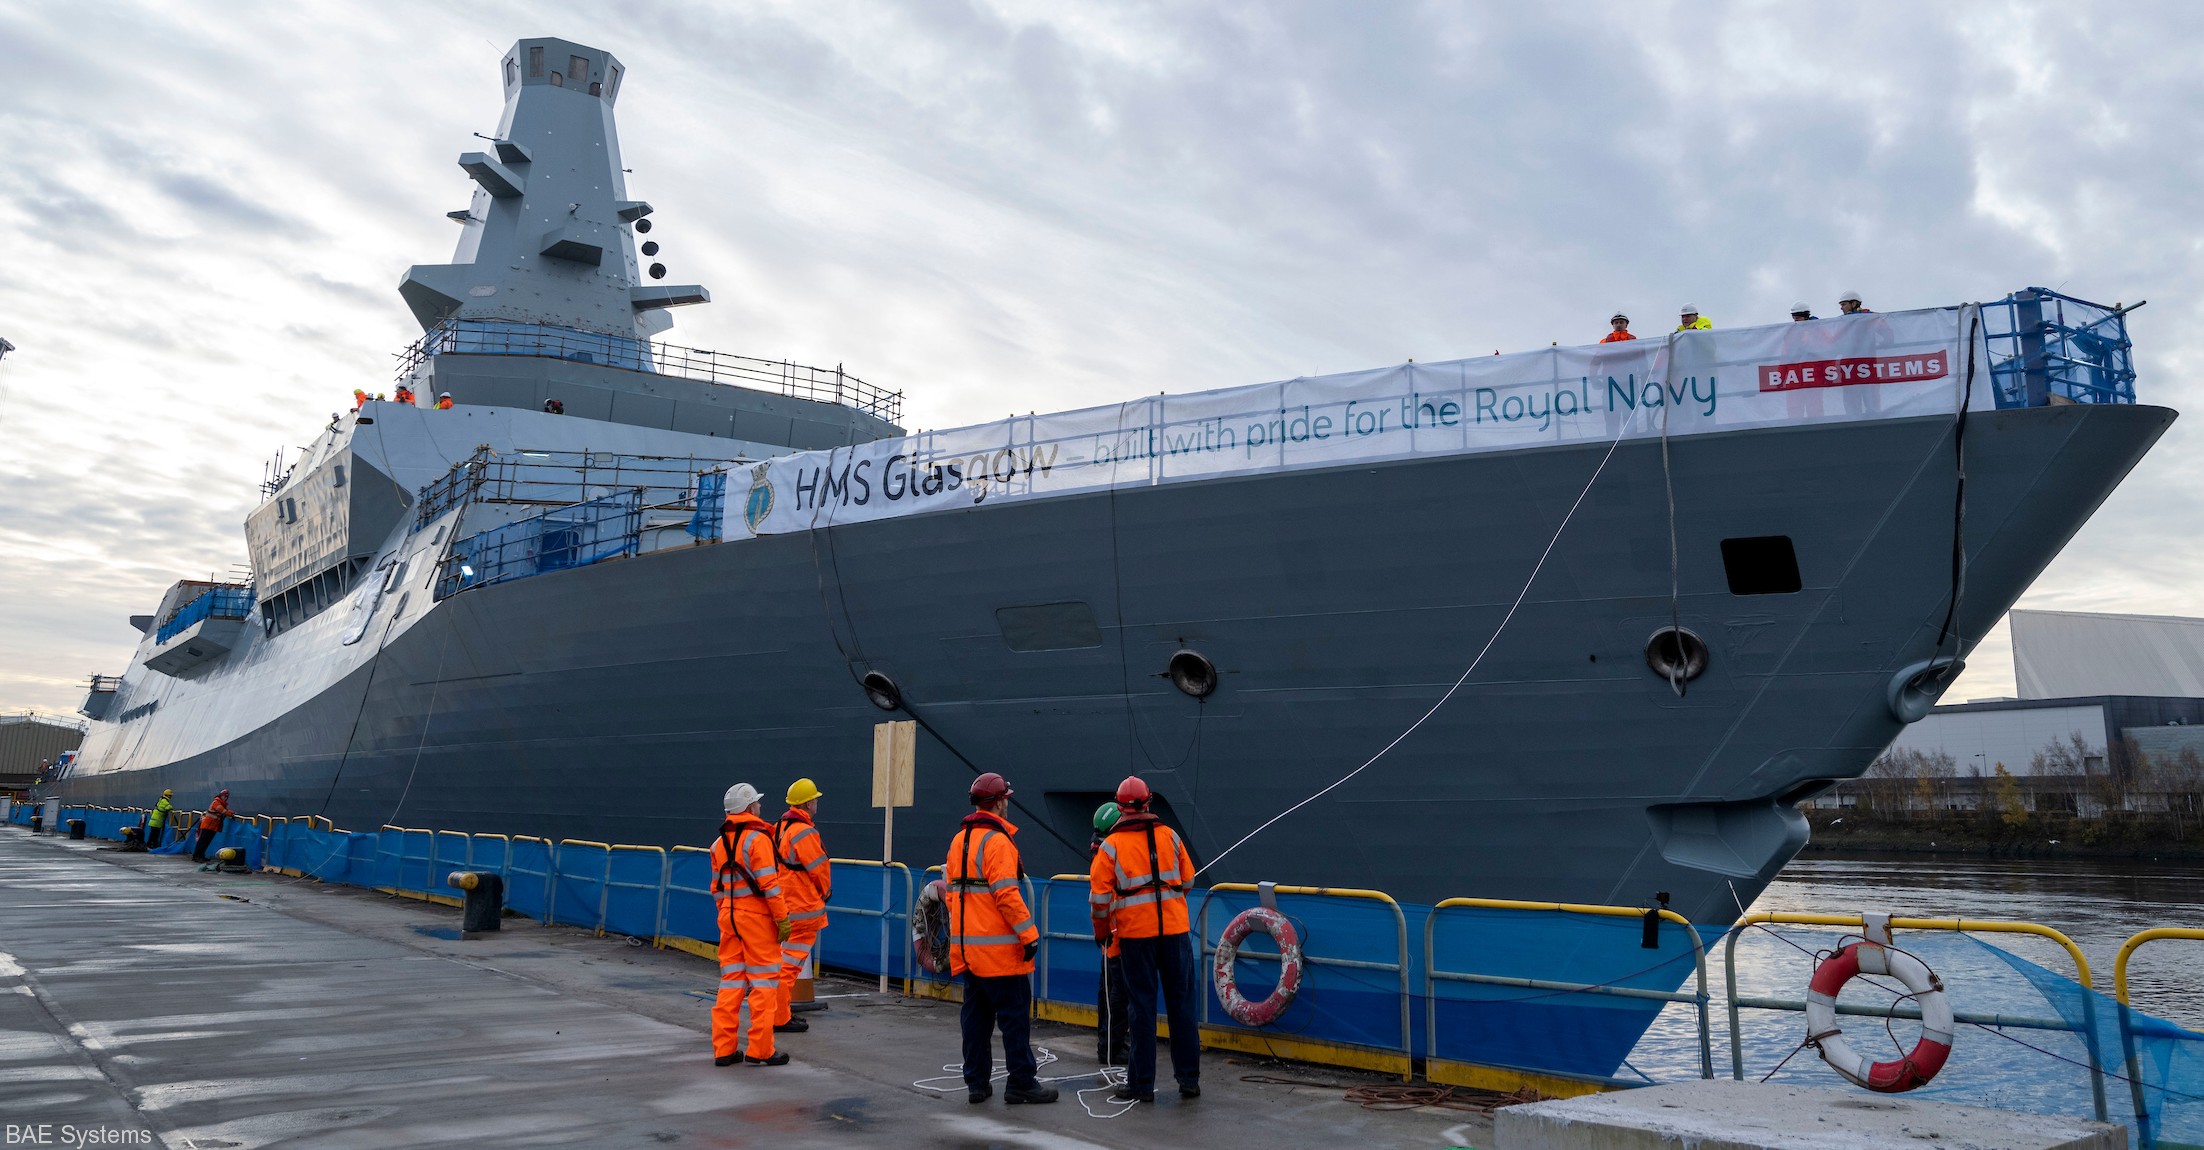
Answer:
[
  {"left": 1168, "top": 650, "right": 1218, "bottom": 699},
  {"left": 861, "top": 670, "right": 903, "bottom": 712},
  {"left": 1644, "top": 627, "right": 1708, "bottom": 685}
]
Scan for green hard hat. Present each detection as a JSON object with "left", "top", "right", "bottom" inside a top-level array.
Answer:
[{"left": 1092, "top": 802, "right": 1121, "bottom": 834}]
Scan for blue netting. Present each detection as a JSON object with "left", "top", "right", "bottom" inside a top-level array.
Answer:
[{"left": 553, "top": 842, "right": 610, "bottom": 929}]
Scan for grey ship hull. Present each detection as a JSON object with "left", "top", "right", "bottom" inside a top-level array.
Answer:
[{"left": 55, "top": 401, "right": 2171, "bottom": 922}]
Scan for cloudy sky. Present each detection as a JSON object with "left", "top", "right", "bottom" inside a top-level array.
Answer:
[{"left": 2, "top": 1, "right": 2200, "bottom": 717}]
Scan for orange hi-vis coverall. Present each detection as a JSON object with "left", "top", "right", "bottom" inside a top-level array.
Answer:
[
  {"left": 711, "top": 813, "right": 789, "bottom": 1060},
  {"left": 1088, "top": 816, "right": 1195, "bottom": 940},
  {"left": 772, "top": 809, "right": 832, "bottom": 1025},
  {"left": 944, "top": 813, "right": 1038, "bottom": 977}
]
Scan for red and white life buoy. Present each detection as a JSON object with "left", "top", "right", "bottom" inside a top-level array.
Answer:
[
  {"left": 1804, "top": 940, "right": 1954, "bottom": 1092},
  {"left": 1212, "top": 907, "right": 1304, "bottom": 1027},
  {"left": 913, "top": 878, "right": 951, "bottom": 975}
]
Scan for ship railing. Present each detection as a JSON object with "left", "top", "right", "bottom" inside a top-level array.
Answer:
[
  {"left": 1980, "top": 287, "right": 2141, "bottom": 409},
  {"left": 86, "top": 675, "right": 122, "bottom": 694},
  {"left": 1426, "top": 898, "right": 1714, "bottom": 1089},
  {"left": 413, "top": 447, "right": 736, "bottom": 532},
  {"left": 1724, "top": 912, "right": 2108, "bottom": 1122},
  {"left": 2115, "top": 929, "right": 2204, "bottom": 1148},
  {"left": 434, "top": 489, "right": 644, "bottom": 601},
  {"left": 395, "top": 318, "right": 903, "bottom": 425},
  {"left": 155, "top": 583, "right": 256, "bottom": 645}
]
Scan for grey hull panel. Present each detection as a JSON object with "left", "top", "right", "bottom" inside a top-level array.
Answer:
[{"left": 58, "top": 402, "right": 2173, "bottom": 924}]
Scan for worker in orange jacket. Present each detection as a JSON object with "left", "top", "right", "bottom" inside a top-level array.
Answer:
[
  {"left": 710, "top": 783, "right": 793, "bottom": 1066},
  {"left": 1089, "top": 775, "right": 1201, "bottom": 1103},
  {"left": 771, "top": 778, "right": 832, "bottom": 1033},
  {"left": 1600, "top": 313, "right": 1636, "bottom": 343},
  {"left": 191, "top": 789, "right": 232, "bottom": 862},
  {"left": 945, "top": 773, "right": 1057, "bottom": 1105}
]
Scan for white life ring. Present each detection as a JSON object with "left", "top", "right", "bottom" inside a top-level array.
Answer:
[
  {"left": 1804, "top": 940, "right": 1954, "bottom": 1092},
  {"left": 1212, "top": 907, "right": 1304, "bottom": 1027}
]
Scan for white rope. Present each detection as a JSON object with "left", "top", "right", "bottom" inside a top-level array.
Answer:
[
  {"left": 909, "top": 1043, "right": 1140, "bottom": 1119},
  {"left": 1195, "top": 398, "right": 1654, "bottom": 878}
]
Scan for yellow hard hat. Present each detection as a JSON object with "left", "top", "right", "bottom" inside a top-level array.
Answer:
[
  {"left": 786, "top": 778, "right": 823, "bottom": 805},
  {"left": 162, "top": 789, "right": 174, "bottom": 797}
]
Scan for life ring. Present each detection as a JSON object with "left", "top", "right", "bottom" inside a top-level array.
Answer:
[
  {"left": 1804, "top": 940, "right": 1954, "bottom": 1092},
  {"left": 912, "top": 878, "right": 951, "bottom": 975},
  {"left": 1212, "top": 907, "right": 1304, "bottom": 1027}
]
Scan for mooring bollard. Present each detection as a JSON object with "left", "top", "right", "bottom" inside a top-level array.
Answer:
[
  {"left": 28, "top": 813, "right": 43, "bottom": 834},
  {"left": 67, "top": 819, "right": 86, "bottom": 840},
  {"left": 213, "top": 847, "right": 251, "bottom": 874},
  {"left": 447, "top": 871, "right": 504, "bottom": 933}
]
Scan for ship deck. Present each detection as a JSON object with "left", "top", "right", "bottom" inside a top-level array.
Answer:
[{"left": 0, "top": 828, "right": 1490, "bottom": 1148}]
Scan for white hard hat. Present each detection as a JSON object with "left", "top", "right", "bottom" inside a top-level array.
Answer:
[
  {"left": 439, "top": 391, "right": 452, "bottom": 398},
  {"left": 723, "top": 783, "right": 762, "bottom": 813},
  {"left": 1838, "top": 289, "right": 1862, "bottom": 304},
  {"left": 1790, "top": 301, "right": 1812, "bottom": 314},
  {"left": 1679, "top": 304, "right": 1699, "bottom": 315}
]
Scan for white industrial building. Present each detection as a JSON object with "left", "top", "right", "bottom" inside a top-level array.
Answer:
[{"left": 1816, "top": 609, "right": 2204, "bottom": 813}]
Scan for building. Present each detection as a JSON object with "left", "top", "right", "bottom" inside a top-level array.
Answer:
[
  {"left": 1815, "top": 610, "right": 2204, "bottom": 815},
  {"left": 0, "top": 712, "right": 87, "bottom": 795}
]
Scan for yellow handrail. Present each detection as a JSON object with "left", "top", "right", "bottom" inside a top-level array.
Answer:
[
  {"left": 2114, "top": 927, "right": 2204, "bottom": 1006},
  {"left": 1199, "top": 882, "right": 1413, "bottom": 1081},
  {"left": 559, "top": 839, "right": 613, "bottom": 850}
]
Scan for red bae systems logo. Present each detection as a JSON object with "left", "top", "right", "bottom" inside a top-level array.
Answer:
[{"left": 1758, "top": 351, "right": 1950, "bottom": 392}]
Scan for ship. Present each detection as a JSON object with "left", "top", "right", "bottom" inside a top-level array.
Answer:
[{"left": 52, "top": 37, "right": 2169, "bottom": 935}]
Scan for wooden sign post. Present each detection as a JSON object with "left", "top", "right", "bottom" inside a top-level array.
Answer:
[{"left": 872, "top": 720, "right": 916, "bottom": 993}]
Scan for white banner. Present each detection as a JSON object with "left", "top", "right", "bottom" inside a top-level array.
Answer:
[{"left": 729, "top": 307, "right": 1990, "bottom": 537}]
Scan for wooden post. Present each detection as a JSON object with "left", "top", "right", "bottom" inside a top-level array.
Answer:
[{"left": 871, "top": 720, "right": 916, "bottom": 993}]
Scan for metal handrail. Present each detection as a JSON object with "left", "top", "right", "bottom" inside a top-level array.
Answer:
[
  {"left": 2112, "top": 928, "right": 2204, "bottom": 1146},
  {"left": 1725, "top": 912, "right": 2106, "bottom": 1121},
  {"left": 396, "top": 318, "right": 903, "bottom": 424},
  {"left": 827, "top": 858, "right": 917, "bottom": 994},
  {"left": 1195, "top": 882, "right": 1413, "bottom": 1082},
  {"left": 1426, "top": 897, "right": 1712, "bottom": 1081}
]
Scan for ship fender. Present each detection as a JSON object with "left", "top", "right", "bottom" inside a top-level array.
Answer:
[
  {"left": 1804, "top": 940, "right": 1953, "bottom": 1092},
  {"left": 1212, "top": 907, "right": 1304, "bottom": 1027},
  {"left": 912, "top": 878, "right": 951, "bottom": 975}
]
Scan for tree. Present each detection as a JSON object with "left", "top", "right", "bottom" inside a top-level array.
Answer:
[{"left": 1991, "top": 763, "right": 2028, "bottom": 828}]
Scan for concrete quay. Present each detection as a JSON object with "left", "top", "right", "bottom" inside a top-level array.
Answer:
[
  {"left": 0, "top": 827, "right": 1488, "bottom": 1149},
  {"left": 1496, "top": 1079, "right": 2127, "bottom": 1149}
]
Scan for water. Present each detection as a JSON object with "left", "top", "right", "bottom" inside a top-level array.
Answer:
[{"left": 1623, "top": 852, "right": 2204, "bottom": 1131}]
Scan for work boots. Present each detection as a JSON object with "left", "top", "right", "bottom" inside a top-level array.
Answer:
[{"left": 1004, "top": 1083, "right": 1059, "bottom": 1105}]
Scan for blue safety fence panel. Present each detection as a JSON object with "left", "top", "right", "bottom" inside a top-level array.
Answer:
[
  {"left": 1034, "top": 877, "right": 1104, "bottom": 1007},
  {"left": 372, "top": 829, "right": 402, "bottom": 889},
  {"left": 433, "top": 832, "right": 469, "bottom": 889},
  {"left": 1427, "top": 906, "right": 1711, "bottom": 1083},
  {"left": 468, "top": 834, "right": 511, "bottom": 875},
  {"left": 663, "top": 847, "right": 718, "bottom": 945},
  {"left": 1195, "top": 887, "right": 1414, "bottom": 1059},
  {"left": 553, "top": 842, "right": 610, "bottom": 930},
  {"left": 398, "top": 829, "right": 437, "bottom": 895},
  {"left": 817, "top": 861, "right": 913, "bottom": 985},
  {"left": 506, "top": 838, "right": 554, "bottom": 921},
  {"left": 605, "top": 847, "right": 667, "bottom": 939}
]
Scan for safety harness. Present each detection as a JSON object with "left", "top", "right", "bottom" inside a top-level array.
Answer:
[
  {"left": 949, "top": 812, "right": 1023, "bottom": 967},
  {"left": 773, "top": 814, "right": 829, "bottom": 900},
  {"left": 1109, "top": 813, "right": 1187, "bottom": 937},
  {"left": 714, "top": 818, "right": 770, "bottom": 935}
]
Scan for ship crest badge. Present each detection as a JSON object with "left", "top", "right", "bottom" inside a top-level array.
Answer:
[{"left": 743, "top": 465, "right": 774, "bottom": 532}]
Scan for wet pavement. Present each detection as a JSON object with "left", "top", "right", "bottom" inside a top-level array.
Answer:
[{"left": 0, "top": 828, "right": 1488, "bottom": 1148}]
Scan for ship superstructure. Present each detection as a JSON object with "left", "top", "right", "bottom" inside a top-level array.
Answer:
[{"left": 57, "top": 35, "right": 2169, "bottom": 964}]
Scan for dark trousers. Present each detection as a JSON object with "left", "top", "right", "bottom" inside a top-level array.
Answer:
[
  {"left": 1097, "top": 950, "right": 1131, "bottom": 1064},
  {"left": 960, "top": 971, "right": 1039, "bottom": 1092},
  {"left": 146, "top": 823, "right": 165, "bottom": 850},
  {"left": 1118, "top": 932, "right": 1201, "bottom": 1095},
  {"left": 192, "top": 827, "right": 216, "bottom": 862}
]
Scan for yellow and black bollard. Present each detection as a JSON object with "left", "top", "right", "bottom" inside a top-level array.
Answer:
[{"left": 447, "top": 871, "right": 504, "bottom": 934}]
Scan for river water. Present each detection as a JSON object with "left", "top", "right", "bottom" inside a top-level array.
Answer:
[{"left": 1624, "top": 852, "right": 2204, "bottom": 1130}]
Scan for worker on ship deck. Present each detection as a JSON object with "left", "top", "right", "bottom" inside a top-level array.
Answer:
[
  {"left": 1677, "top": 305, "right": 1712, "bottom": 332},
  {"left": 946, "top": 773, "right": 1056, "bottom": 1105},
  {"left": 1791, "top": 301, "right": 1819, "bottom": 322},
  {"left": 1090, "top": 776, "right": 1201, "bottom": 1104},
  {"left": 394, "top": 384, "right": 415, "bottom": 405},
  {"left": 434, "top": 392, "right": 454, "bottom": 410},
  {"left": 147, "top": 788, "right": 175, "bottom": 849},
  {"left": 711, "top": 783, "right": 792, "bottom": 1067},
  {"left": 191, "top": 789, "right": 230, "bottom": 862},
  {"left": 1838, "top": 290, "right": 1872, "bottom": 315},
  {"left": 1089, "top": 802, "right": 1132, "bottom": 1067},
  {"left": 770, "top": 779, "right": 830, "bottom": 1034},
  {"left": 1601, "top": 313, "right": 1636, "bottom": 343}
]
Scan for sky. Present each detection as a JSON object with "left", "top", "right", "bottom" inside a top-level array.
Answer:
[{"left": 2, "top": 0, "right": 2202, "bottom": 717}]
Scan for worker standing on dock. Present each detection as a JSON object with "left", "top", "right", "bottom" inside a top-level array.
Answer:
[
  {"left": 711, "top": 783, "right": 792, "bottom": 1066},
  {"left": 191, "top": 789, "right": 231, "bottom": 862},
  {"left": 771, "top": 778, "right": 831, "bottom": 1034},
  {"left": 945, "top": 773, "right": 1057, "bottom": 1105},
  {"left": 1089, "top": 802, "right": 1132, "bottom": 1066},
  {"left": 148, "top": 789, "right": 175, "bottom": 849},
  {"left": 1091, "top": 776, "right": 1201, "bottom": 1104}
]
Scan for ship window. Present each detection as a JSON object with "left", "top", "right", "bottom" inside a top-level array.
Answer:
[
  {"left": 569, "top": 55, "right": 589, "bottom": 85},
  {"left": 504, "top": 56, "right": 517, "bottom": 87},
  {"left": 1720, "top": 535, "right": 1801, "bottom": 595},
  {"left": 996, "top": 602, "right": 1102, "bottom": 652},
  {"left": 528, "top": 46, "right": 544, "bottom": 77},
  {"left": 550, "top": 71, "right": 564, "bottom": 88},
  {"left": 606, "top": 65, "right": 621, "bottom": 98}
]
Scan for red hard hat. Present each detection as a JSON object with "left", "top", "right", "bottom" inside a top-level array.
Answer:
[
  {"left": 969, "top": 773, "right": 1012, "bottom": 804},
  {"left": 1115, "top": 775, "right": 1151, "bottom": 809}
]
